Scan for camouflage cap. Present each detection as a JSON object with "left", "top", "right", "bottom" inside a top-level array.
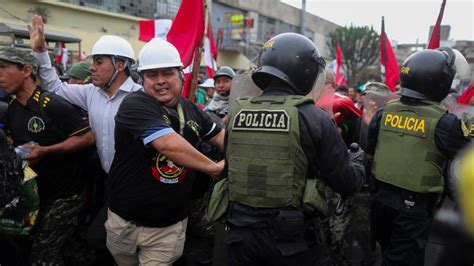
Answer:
[
  {"left": 0, "top": 48, "right": 39, "bottom": 75},
  {"left": 362, "top": 82, "right": 390, "bottom": 96}
]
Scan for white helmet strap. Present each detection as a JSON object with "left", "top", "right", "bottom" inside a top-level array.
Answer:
[{"left": 103, "top": 56, "right": 129, "bottom": 91}]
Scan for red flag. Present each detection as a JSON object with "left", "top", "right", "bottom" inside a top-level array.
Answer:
[
  {"left": 204, "top": 15, "right": 218, "bottom": 78},
  {"left": 427, "top": 0, "right": 447, "bottom": 49},
  {"left": 457, "top": 82, "right": 474, "bottom": 104},
  {"left": 335, "top": 44, "right": 347, "bottom": 86},
  {"left": 380, "top": 17, "right": 399, "bottom": 92},
  {"left": 181, "top": 73, "right": 194, "bottom": 101},
  {"left": 139, "top": 20, "right": 155, "bottom": 42},
  {"left": 166, "top": 0, "right": 205, "bottom": 68},
  {"left": 333, "top": 94, "right": 362, "bottom": 126}
]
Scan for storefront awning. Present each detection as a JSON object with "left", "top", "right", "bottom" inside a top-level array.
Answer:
[{"left": 0, "top": 22, "right": 81, "bottom": 43}]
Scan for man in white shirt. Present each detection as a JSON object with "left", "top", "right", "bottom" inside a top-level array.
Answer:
[
  {"left": 28, "top": 15, "right": 142, "bottom": 174},
  {"left": 28, "top": 15, "right": 142, "bottom": 265}
]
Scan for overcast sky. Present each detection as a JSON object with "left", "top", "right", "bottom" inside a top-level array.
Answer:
[{"left": 280, "top": 0, "right": 473, "bottom": 44}]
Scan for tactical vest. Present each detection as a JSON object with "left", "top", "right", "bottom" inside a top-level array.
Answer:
[
  {"left": 227, "top": 95, "right": 312, "bottom": 209},
  {"left": 373, "top": 99, "right": 447, "bottom": 193}
]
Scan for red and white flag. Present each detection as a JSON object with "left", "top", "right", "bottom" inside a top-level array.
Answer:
[
  {"left": 167, "top": 0, "right": 205, "bottom": 98},
  {"left": 54, "top": 42, "right": 68, "bottom": 70},
  {"left": 166, "top": 0, "right": 204, "bottom": 69},
  {"left": 427, "top": 0, "right": 447, "bottom": 49},
  {"left": 380, "top": 17, "right": 399, "bottom": 92},
  {"left": 204, "top": 15, "right": 218, "bottom": 78},
  {"left": 139, "top": 0, "right": 206, "bottom": 98},
  {"left": 139, "top": 19, "right": 172, "bottom": 42}
]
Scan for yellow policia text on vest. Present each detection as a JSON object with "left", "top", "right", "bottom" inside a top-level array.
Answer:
[
  {"left": 232, "top": 109, "right": 290, "bottom": 132},
  {"left": 384, "top": 113, "right": 426, "bottom": 134}
]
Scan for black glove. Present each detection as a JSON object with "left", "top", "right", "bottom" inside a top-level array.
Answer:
[{"left": 349, "top": 143, "right": 367, "bottom": 167}]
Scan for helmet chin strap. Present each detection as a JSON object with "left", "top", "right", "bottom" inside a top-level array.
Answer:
[{"left": 103, "top": 56, "right": 129, "bottom": 91}]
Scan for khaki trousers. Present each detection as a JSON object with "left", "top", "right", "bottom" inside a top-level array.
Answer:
[{"left": 105, "top": 209, "right": 187, "bottom": 266}]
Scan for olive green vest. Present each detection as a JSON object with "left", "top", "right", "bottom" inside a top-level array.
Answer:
[
  {"left": 373, "top": 99, "right": 448, "bottom": 193},
  {"left": 227, "top": 95, "right": 312, "bottom": 209}
]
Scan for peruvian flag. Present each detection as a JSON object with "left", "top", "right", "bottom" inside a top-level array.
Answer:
[
  {"left": 54, "top": 42, "right": 68, "bottom": 70},
  {"left": 427, "top": 0, "right": 447, "bottom": 49},
  {"left": 335, "top": 43, "right": 347, "bottom": 86},
  {"left": 167, "top": 0, "right": 205, "bottom": 98},
  {"left": 204, "top": 16, "right": 218, "bottom": 78},
  {"left": 139, "top": 19, "right": 172, "bottom": 42},
  {"left": 380, "top": 17, "right": 399, "bottom": 92},
  {"left": 139, "top": 0, "right": 205, "bottom": 98}
]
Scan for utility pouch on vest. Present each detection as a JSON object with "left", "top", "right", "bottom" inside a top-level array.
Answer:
[
  {"left": 302, "top": 179, "right": 328, "bottom": 216},
  {"left": 206, "top": 178, "right": 229, "bottom": 223}
]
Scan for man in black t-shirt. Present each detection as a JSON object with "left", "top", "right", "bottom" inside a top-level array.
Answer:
[
  {"left": 0, "top": 48, "right": 94, "bottom": 265},
  {"left": 106, "top": 38, "right": 224, "bottom": 265}
]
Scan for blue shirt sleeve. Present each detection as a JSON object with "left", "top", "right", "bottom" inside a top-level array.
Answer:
[{"left": 141, "top": 124, "right": 174, "bottom": 145}]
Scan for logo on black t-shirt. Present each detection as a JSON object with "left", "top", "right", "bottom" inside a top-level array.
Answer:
[
  {"left": 187, "top": 120, "right": 200, "bottom": 136},
  {"left": 152, "top": 153, "right": 186, "bottom": 184},
  {"left": 162, "top": 115, "right": 171, "bottom": 125},
  {"left": 27, "top": 116, "right": 45, "bottom": 133}
]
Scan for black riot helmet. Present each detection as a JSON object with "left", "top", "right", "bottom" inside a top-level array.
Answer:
[
  {"left": 400, "top": 47, "right": 458, "bottom": 102},
  {"left": 252, "top": 32, "right": 326, "bottom": 96}
]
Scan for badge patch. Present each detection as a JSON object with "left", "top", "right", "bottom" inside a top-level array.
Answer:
[
  {"left": 381, "top": 112, "right": 429, "bottom": 138},
  {"left": 151, "top": 153, "right": 185, "bottom": 184},
  {"left": 460, "top": 120, "right": 470, "bottom": 137},
  {"left": 232, "top": 109, "right": 290, "bottom": 132},
  {"left": 162, "top": 115, "right": 171, "bottom": 125},
  {"left": 27, "top": 116, "right": 45, "bottom": 133},
  {"left": 187, "top": 120, "right": 200, "bottom": 136}
]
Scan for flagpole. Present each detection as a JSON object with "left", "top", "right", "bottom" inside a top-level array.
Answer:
[
  {"left": 427, "top": 0, "right": 447, "bottom": 49},
  {"left": 381, "top": 16, "right": 387, "bottom": 83},
  {"left": 188, "top": 0, "right": 206, "bottom": 102}
]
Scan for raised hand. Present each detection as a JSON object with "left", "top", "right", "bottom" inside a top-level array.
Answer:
[{"left": 27, "top": 15, "right": 47, "bottom": 52}]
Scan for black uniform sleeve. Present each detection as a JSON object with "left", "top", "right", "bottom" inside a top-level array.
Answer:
[
  {"left": 435, "top": 113, "right": 470, "bottom": 158},
  {"left": 186, "top": 100, "right": 222, "bottom": 140},
  {"left": 115, "top": 92, "right": 170, "bottom": 140},
  {"left": 299, "top": 104, "right": 365, "bottom": 196},
  {"left": 367, "top": 108, "right": 384, "bottom": 156},
  {"left": 43, "top": 94, "right": 90, "bottom": 136}
]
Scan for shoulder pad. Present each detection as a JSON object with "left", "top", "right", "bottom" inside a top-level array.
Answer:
[
  {"left": 294, "top": 96, "right": 314, "bottom": 106},
  {"left": 235, "top": 97, "right": 251, "bottom": 105}
]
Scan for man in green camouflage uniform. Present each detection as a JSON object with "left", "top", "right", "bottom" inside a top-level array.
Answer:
[{"left": 0, "top": 48, "right": 94, "bottom": 265}]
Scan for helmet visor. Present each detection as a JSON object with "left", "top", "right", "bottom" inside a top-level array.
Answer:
[
  {"left": 306, "top": 68, "right": 326, "bottom": 102},
  {"left": 453, "top": 49, "right": 471, "bottom": 82}
]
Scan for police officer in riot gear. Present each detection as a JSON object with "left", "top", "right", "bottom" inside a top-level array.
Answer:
[
  {"left": 367, "top": 47, "right": 471, "bottom": 266},
  {"left": 211, "top": 32, "right": 366, "bottom": 265}
]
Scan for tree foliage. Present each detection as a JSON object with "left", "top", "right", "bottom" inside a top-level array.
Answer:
[{"left": 327, "top": 24, "right": 379, "bottom": 86}]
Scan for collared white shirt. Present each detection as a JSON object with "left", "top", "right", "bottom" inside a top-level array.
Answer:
[{"left": 34, "top": 52, "right": 142, "bottom": 173}]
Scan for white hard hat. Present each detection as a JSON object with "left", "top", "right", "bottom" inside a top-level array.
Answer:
[
  {"left": 200, "top": 78, "right": 215, "bottom": 88},
  {"left": 138, "top": 38, "right": 183, "bottom": 72},
  {"left": 88, "top": 35, "right": 135, "bottom": 63}
]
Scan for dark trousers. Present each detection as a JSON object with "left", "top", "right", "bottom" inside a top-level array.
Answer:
[
  {"left": 371, "top": 200, "right": 433, "bottom": 266},
  {"left": 226, "top": 225, "right": 334, "bottom": 266},
  {"left": 225, "top": 204, "right": 334, "bottom": 266}
]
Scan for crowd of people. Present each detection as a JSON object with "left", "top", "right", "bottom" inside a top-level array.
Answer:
[{"left": 0, "top": 14, "right": 472, "bottom": 266}]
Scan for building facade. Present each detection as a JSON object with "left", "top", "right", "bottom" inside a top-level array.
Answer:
[{"left": 0, "top": 0, "right": 340, "bottom": 70}]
